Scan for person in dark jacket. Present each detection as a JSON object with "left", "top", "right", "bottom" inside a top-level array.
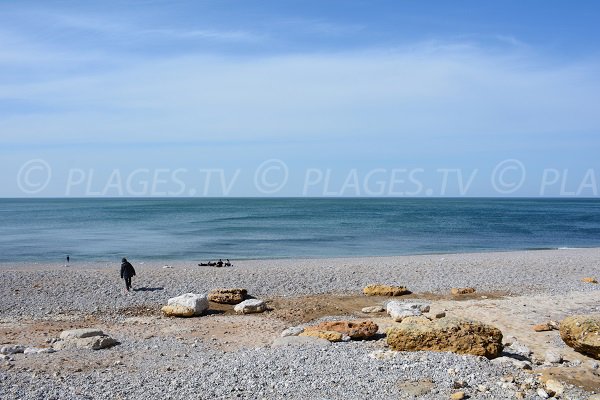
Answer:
[{"left": 120, "top": 257, "right": 136, "bottom": 291}]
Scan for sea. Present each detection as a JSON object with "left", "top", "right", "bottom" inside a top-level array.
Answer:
[{"left": 1, "top": 198, "right": 599, "bottom": 262}]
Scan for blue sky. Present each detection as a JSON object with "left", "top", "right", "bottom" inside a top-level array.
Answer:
[{"left": 1, "top": 1, "right": 599, "bottom": 196}]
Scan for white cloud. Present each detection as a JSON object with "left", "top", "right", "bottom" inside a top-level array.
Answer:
[{"left": 0, "top": 41, "right": 599, "bottom": 149}]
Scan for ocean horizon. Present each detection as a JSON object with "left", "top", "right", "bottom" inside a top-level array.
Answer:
[{"left": 1, "top": 197, "right": 599, "bottom": 263}]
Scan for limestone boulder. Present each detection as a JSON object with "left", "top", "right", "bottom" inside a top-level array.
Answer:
[
  {"left": 386, "top": 317, "right": 503, "bottom": 359},
  {"left": 363, "top": 284, "right": 410, "bottom": 296},
  {"left": 207, "top": 288, "right": 247, "bottom": 304},
  {"left": 300, "top": 330, "right": 343, "bottom": 342},
  {"left": 559, "top": 314, "right": 600, "bottom": 359},
  {"left": 451, "top": 287, "right": 476, "bottom": 295},
  {"left": 304, "top": 320, "right": 378, "bottom": 340},
  {"left": 234, "top": 299, "right": 267, "bottom": 314},
  {"left": 161, "top": 293, "right": 208, "bottom": 317}
]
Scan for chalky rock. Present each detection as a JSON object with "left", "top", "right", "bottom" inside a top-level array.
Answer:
[
  {"left": 280, "top": 326, "right": 304, "bottom": 337},
  {"left": 560, "top": 314, "right": 600, "bottom": 359},
  {"left": 207, "top": 288, "right": 247, "bottom": 304},
  {"left": 451, "top": 287, "right": 476, "bottom": 295},
  {"left": 234, "top": 299, "right": 267, "bottom": 314},
  {"left": 386, "top": 317, "right": 503, "bottom": 359},
  {"left": 161, "top": 293, "right": 209, "bottom": 317},
  {"left": 363, "top": 284, "right": 410, "bottom": 296},
  {"left": 56, "top": 336, "right": 117, "bottom": 350},
  {"left": 386, "top": 301, "right": 430, "bottom": 322},
  {"left": 304, "top": 320, "right": 378, "bottom": 340}
]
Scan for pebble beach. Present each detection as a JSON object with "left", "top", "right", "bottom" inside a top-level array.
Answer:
[{"left": 1, "top": 248, "right": 600, "bottom": 399}]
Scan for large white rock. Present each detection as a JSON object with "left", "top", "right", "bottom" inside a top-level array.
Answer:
[
  {"left": 281, "top": 326, "right": 304, "bottom": 337},
  {"left": 386, "top": 301, "right": 430, "bottom": 322},
  {"left": 55, "top": 336, "right": 117, "bottom": 350},
  {"left": 59, "top": 328, "right": 104, "bottom": 340},
  {"left": 234, "top": 299, "right": 267, "bottom": 314},
  {"left": 162, "top": 293, "right": 209, "bottom": 317}
]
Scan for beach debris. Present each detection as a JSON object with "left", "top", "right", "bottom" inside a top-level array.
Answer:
[
  {"left": 271, "top": 336, "right": 331, "bottom": 349},
  {"left": 363, "top": 284, "right": 411, "bottom": 296},
  {"left": 361, "top": 305, "right": 385, "bottom": 313},
  {"left": 234, "top": 299, "right": 266, "bottom": 314},
  {"left": 582, "top": 277, "right": 598, "bottom": 284},
  {"left": 303, "top": 320, "right": 378, "bottom": 340},
  {"left": 280, "top": 326, "right": 304, "bottom": 337},
  {"left": 434, "top": 311, "right": 447, "bottom": 319},
  {"left": 386, "top": 317, "right": 503, "bottom": 359},
  {"left": 55, "top": 328, "right": 117, "bottom": 350},
  {"left": 544, "top": 350, "right": 563, "bottom": 364},
  {"left": 208, "top": 288, "right": 247, "bottom": 304},
  {"left": 559, "top": 314, "right": 600, "bottom": 359},
  {"left": 386, "top": 301, "right": 430, "bottom": 322},
  {"left": 451, "top": 287, "right": 476, "bottom": 295},
  {"left": 161, "top": 293, "right": 209, "bottom": 317},
  {"left": 162, "top": 265, "right": 173, "bottom": 269},
  {"left": 300, "top": 329, "right": 343, "bottom": 342}
]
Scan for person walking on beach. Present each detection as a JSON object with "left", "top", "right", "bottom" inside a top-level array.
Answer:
[
  {"left": 120, "top": 257, "right": 136, "bottom": 291},
  {"left": 66, "top": 255, "right": 70, "bottom": 265}
]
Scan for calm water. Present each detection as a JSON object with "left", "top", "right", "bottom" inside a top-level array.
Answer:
[{"left": 1, "top": 198, "right": 599, "bottom": 262}]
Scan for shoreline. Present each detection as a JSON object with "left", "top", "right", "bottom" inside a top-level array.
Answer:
[{"left": 2, "top": 246, "right": 600, "bottom": 270}]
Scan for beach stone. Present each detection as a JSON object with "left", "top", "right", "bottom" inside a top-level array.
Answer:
[
  {"left": 300, "top": 330, "right": 343, "bottom": 342},
  {"left": 234, "top": 299, "right": 266, "bottom": 314},
  {"left": 451, "top": 287, "right": 476, "bottom": 295},
  {"left": 362, "top": 305, "right": 385, "bottom": 313},
  {"left": 386, "top": 317, "right": 503, "bottom": 359},
  {"left": 207, "top": 288, "right": 247, "bottom": 304},
  {"left": 544, "top": 350, "right": 562, "bottom": 364},
  {"left": 537, "top": 388, "right": 549, "bottom": 399},
  {"left": 434, "top": 311, "right": 446, "bottom": 319},
  {"left": 387, "top": 301, "right": 430, "bottom": 322},
  {"left": 504, "top": 341, "right": 532, "bottom": 358},
  {"left": 271, "top": 336, "right": 331, "bottom": 348},
  {"left": 0, "top": 345, "right": 25, "bottom": 355},
  {"left": 280, "top": 326, "right": 304, "bottom": 337},
  {"left": 363, "top": 284, "right": 410, "bottom": 296},
  {"left": 560, "top": 314, "right": 600, "bottom": 359},
  {"left": 59, "top": 328, "right": 104, "bottom": 340},
  {"left": 533, "top": 322, "right": 555, "bottom": 332},
  {"left": 161, "top": 293, "right": 208, "bottom": 317},
  {"left": 304, "top": 320, "right": 378, "bottom": 340},
  {"left": 582, "top": 277, "right": 598, "bottom": 284}
]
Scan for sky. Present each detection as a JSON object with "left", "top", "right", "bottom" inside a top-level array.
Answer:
[{"left": 1, "top": 0, "right": 599, "bottom": 197}]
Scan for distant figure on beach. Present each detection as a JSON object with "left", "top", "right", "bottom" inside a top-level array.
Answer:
[
  {"left": 120, "top": 257, "right": 136, "bottom": 291},
  {"left": 225, "top": 259, "right": 231, "bottom": 267},
  {"left": 216, "top": 259, "right": 224, "bottom": 268},
  {"left": 66, "top": 255, "right": 70, "bottom": 265}
]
